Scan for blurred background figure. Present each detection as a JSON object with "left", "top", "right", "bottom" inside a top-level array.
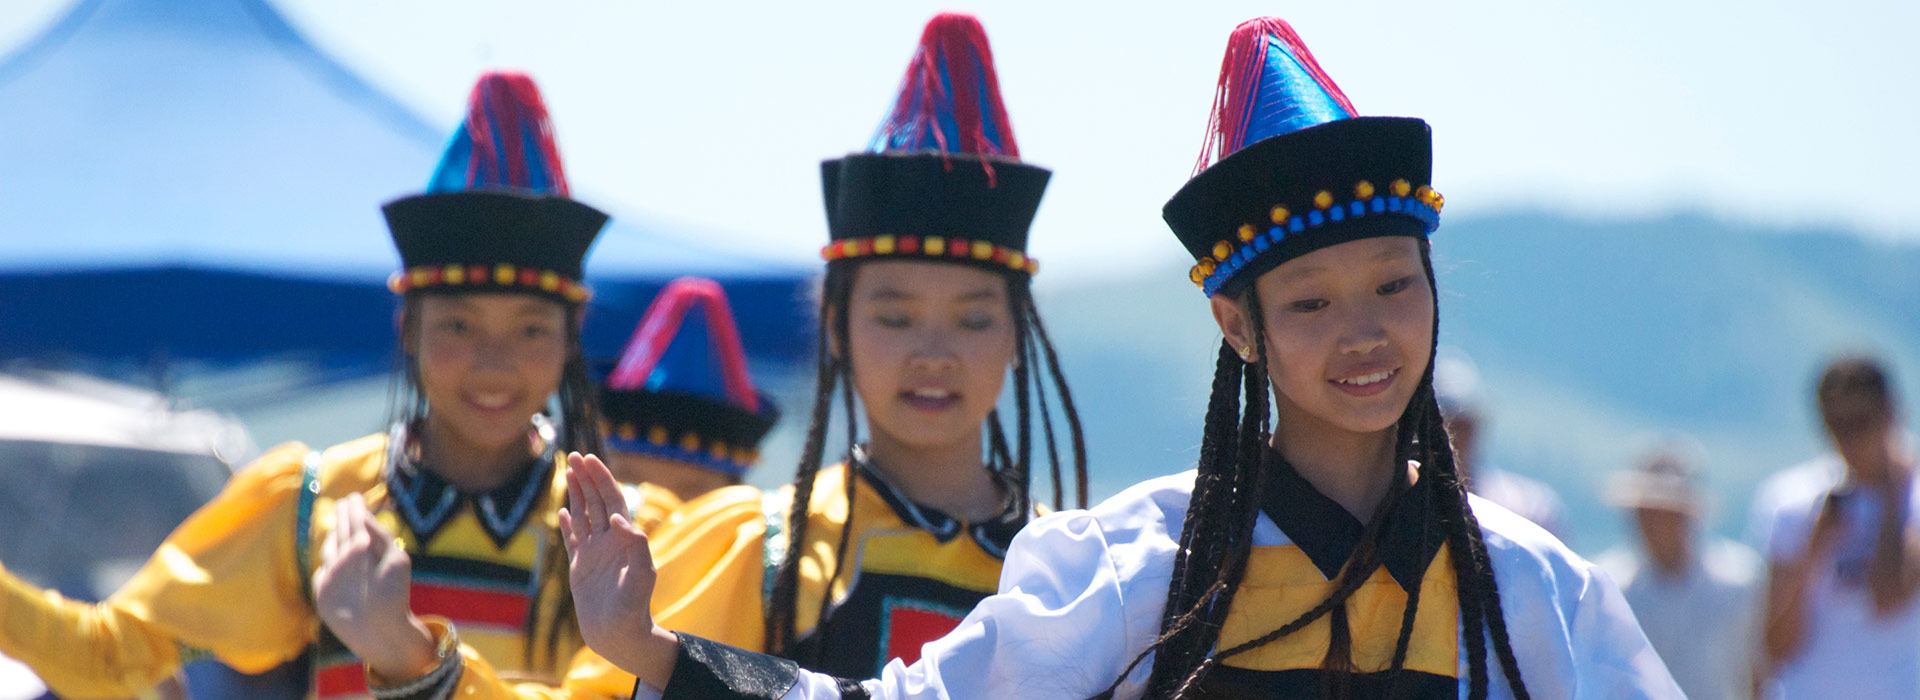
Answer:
[
  {"left": 1750, "top": 355, "right": 1920, "bottom": 699},
  {"left": 1435, "top": 350, "right": 1569, "bottom": 541},
  {"left": 598, "top": 277, "right": 781, "bottom": 505},
  {"left": 1596, "top": 435, "right": 1762, "bottom": 700}
]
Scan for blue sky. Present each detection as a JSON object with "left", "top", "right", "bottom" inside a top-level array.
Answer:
[{"left": 5, "top": 0, "right": 1916, "bottom": 278}]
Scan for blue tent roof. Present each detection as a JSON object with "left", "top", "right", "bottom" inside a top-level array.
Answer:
[{"left": 0, "top": 0, "right": 814, "bottom": 372}]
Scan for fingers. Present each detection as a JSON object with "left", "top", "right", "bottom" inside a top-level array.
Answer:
[
  {"left": 576, "top": 452, "right": 627, "bottom": 527},
  {"left": 571, "top": 453, "right": 609, "bottom": 533},
  {"left": 558, "top": 507, "right": 577, "bottom": 555}
]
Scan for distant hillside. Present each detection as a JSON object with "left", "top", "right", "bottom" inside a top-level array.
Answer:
[{"left": 1031, "top": 212, "right": 1920, "bottom": 553}]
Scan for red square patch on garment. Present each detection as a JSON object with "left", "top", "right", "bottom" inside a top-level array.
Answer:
[{"left": 880, "top": 598, "right": 968, "bottom": 665}]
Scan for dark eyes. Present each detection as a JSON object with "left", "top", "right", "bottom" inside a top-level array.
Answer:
[
  {"left": 1378, "top": 276, "right": 1413, "bottom": 295},
  {"left": 1285, "top": 276, "right": 1415, "bottom": 312},
  {"left": 438, "top": 319, "right": 470, "bottom": 334},
  {"left": 959, "top": 315, "right": 995, "bottom": 331},
  {"left": 876, "top": 314, "right": 912, "bottom": 329},
  {"left": 523, "top": 324, "right": 555, "bottom": 339}
]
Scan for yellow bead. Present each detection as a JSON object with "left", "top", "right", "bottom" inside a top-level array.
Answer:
[
  {"left": 444, "top": 265, "right": 465, "bottom": 284},
  {"left": 1197, "top": 258, "right": 1217, "bottom": 276},
  {"left": 840, "top": 240, "right": 860, "bottom": 257},
  {"left": 1025, "top": 259, "right": 1040, "bottom": 275},
  {"left": 494, "top": 264, "right": 515, "bottom": 285},
  {"left": 925, "top": 236, "right": 945, "bottom": 255},
  {"left": 1190, "top": 266, "right": 1207, "bottom": 284},
  {"left": 972, "top": 241, "right": 994, "bottom": 260},
  {"left": 1314, "top": 191, "right": 1334, "bottom": 210},
  {"left": 679, "top": 433, "right": 701, "bottom": 453},
  {"left": 1238, "top": 224, "right": 1258, "bottom": 243},
  {"left": 1270, "top": 206, "right": 1290, "bottom": 224},
  {"left": 410, "top": 268, "right": 430, "bottom": 287},
  {"left": 1212, "top": 241, "right": 1233, "bottom": 261},
  {"left": 1390, "top": 179, "right": 1412, "bottom": 197},
  {"left": 1414, "top": 185, "right": 1434, "bottom": 204},
  {"left": 539, "top": 271, "right": 560, "bottom": 292},
  {"left": 648, "top": 425, "right": 669, "bottom": 446},
  {"left": 387, "top": 273, "right": 405, "bottom": 293},
  {"left": 618, "top": 423, "right": 637, "bottom": 441},
  {"left": 1355, "top": 181, "right": 1375, "bottom": 200},
  {"left": 874, "top": 235, "right": 896, "bottom": 255},
  {"left": 1009, "top": 252, "right": 1027, "bottom": 270},
  {"left": 1432, "top": 193, "right": 1445, "bottom": 211},
  {"left": 709, "top": 441, "right": 730, "bottom": 460}
]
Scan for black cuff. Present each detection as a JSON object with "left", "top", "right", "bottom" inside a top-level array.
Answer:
[{"left": 659, "top": 634, "right": 801, "bottom": 700}]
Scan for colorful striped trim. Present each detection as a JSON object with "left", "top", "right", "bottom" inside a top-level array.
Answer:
[
  {"left": 606, "top": 421, "right": 756, "bottom": 477},
  {"left": 1190, "top": 179, "right": 1443, "bottom": 296},
  {"left": 386, "top": 263, "right": 591, "bottom": 303},
  {"left": 820, "top": 235, "right": 1038, "bottom": 275}
]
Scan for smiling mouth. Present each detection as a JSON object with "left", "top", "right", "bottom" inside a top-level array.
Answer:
[
  {"left": 902, "top": 387, "right": 960, "bottom": 412},
  {"left": 1330, "top": 369, "right": 1398, "bottom": 397},
  {"left": 466, "top": 391, "right": 520, "bottom": 412}
]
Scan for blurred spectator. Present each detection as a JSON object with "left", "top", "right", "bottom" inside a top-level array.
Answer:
[
  {"left": 1750, "top": 355, "right": 1920, "bottom": 699},
  {"left": 1596, "top": 436, "right": 1762, "bottom": 700},
  {"left": 1435, "top": 351, "right": 1569, "bottom": 540}
]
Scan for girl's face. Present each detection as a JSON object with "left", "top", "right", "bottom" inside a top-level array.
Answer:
[
  {"left": 409, "top": 293, "right": 570, "bottom": 454},
  {"left": 1214, "top": 236, "right": 1434, "bottom": 437},
  {"left": 843, "top": 261, "right": 1018, "bottom": 452}
]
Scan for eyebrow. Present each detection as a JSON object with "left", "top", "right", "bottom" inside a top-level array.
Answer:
[{"left": 866, "top": 287, "right": 1003, "bottom": 302}]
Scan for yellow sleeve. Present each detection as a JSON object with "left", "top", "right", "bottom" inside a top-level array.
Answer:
[
  {"left": 623, "top": 482, "right": 683, "bottom": 538},
  {"left": 650, "top": 484, "right": 773, "bottom": 652},
  {"left": 0, "top": 442, "right": 317, "bottom": 698}
]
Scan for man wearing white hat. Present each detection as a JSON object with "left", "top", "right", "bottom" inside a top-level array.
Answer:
[
  {"left": 1597, "top": 437, "right": 1763, "bottom": 700},
  {"left": 1434, "top": 351, "right": 1569, "bottom": 540}
]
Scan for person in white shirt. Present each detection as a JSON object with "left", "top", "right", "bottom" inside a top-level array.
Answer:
[
  {"left": 1597, "top": 436, "right": 1763, "bottom": 700},
  {"left": 1752, "top": 355, "right": 1920, "bottom": 699}
]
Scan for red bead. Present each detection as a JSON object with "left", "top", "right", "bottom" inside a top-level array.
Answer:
[
  {"left": 900, "top": 236, "right": 920, "bottom": 254},
  {"left": 425, "top": 268, "right": 443, "bottom": 285},
  {"left": 949, "top": 239, "right": 970, "bottom": 257},
  {"left": 991, "top": 247, "right": 1011, "bottom": 263},
  {"left": 520, "top": 269, "right": 539, "bottom": 286},
  {"left": 469, "top": 265, "right": 487, "bottom": 283},
  {"left": 857, "top": 238, "right": 875, "bottom": 256}
]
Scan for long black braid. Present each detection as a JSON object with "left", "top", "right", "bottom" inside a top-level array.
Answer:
[
  {"left": 1101, "top": 240, "right": 1530, "bottom": 700},
  {"left": 764, "top": 261, "right": 1090, "bottom": 660},
  {"left": 388, "top": 293, "right": 602, "bottom": 671}
]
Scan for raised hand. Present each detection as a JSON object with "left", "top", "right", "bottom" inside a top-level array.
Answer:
[
  {"left": 561, "top": 451, "right": 680, "bottom": 687},
  {"left": 312, "top": 493, "right": 438, "bottom": 684}
]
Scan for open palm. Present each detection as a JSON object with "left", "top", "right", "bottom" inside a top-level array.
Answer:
[{"left": 561, "top": 451, "right": 661, "bottom": 672}]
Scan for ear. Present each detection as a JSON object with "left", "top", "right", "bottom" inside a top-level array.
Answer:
[{"left": 1210, "top": 292, "right": 1257, "bottom": 363}]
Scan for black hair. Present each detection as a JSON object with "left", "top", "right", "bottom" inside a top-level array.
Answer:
[
  {"left": 1097, "top": 239, "right": 1530, "bottom": 700},
  {"left": 388, "top": 292, "right": 602, "bottom": 671},
  {"left": 763, "top": 260, "right": 1088, "bottom": 660}
]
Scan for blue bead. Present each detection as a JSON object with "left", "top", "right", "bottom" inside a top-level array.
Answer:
[
  {"left": 1329, "top": 206, "right": 1345, "bottom": 222},
  {"left": 1308, "top": 210, "right": 1325, "bottom": 226},
  {"left": 1386, "top": 197, "right": 1403, "bottom": 212},
  {"left": 1236, "top": 247, "right": 1254, "bottom": 265},
  {"left": 1350, "top": 201, "right": 1366, "bottom": 216},
  {"left": 1289, "top": 216, "right": 1306, "bottom": 233},
  {"left": 1371, "top": 198, "right": 1387, "bottom": 213},
  {"left": 1254, "top": 231, "right": 1274, "bottom": 252}
]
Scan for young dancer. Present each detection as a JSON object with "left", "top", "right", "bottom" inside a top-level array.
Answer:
[
  {"left": 567, "top": 12, "right": 1086, "bottom": 690},
  {"left": 0, "top": 72, "right": 628, "bottom": 699},
  {"left": 597, "top": 276, "right": 780, "bottom": 505},
  {"left": 564, "top": 17, "right": 1681, "bottom": 700}
]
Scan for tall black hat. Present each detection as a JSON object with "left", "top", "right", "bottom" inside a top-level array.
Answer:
[
  {"left": 1163, "top": 19, "right": 1442, "bottom": 298},
  {"left": 383, "top": 71, "right": 608, "bottom": 305},
  {"left": 819, "top": 13, "right": 1049, "bottom": 276}
]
